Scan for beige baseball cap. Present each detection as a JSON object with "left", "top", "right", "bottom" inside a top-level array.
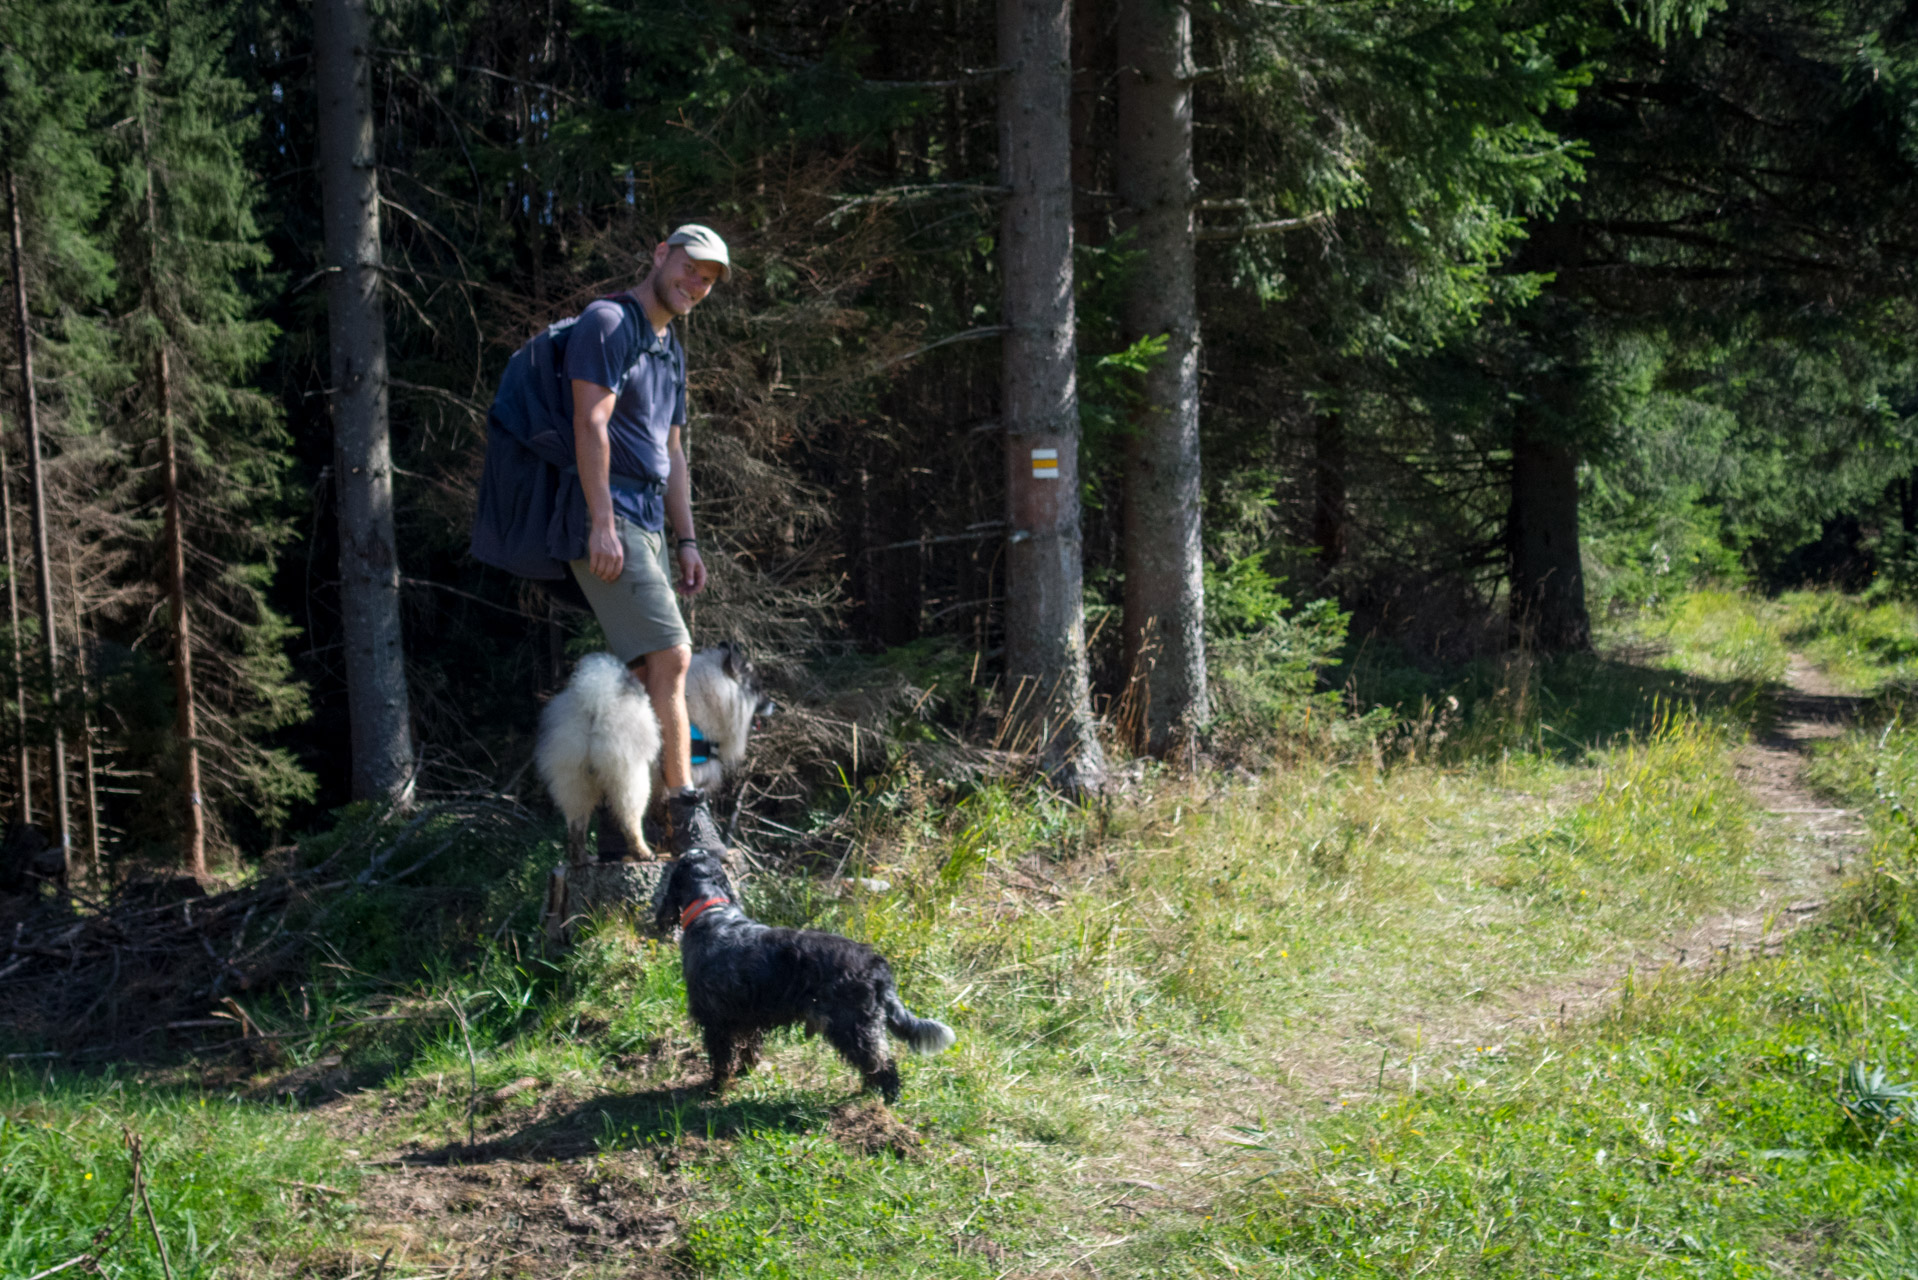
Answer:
[{"left": 665, "top": 224, "right": 731, "bottom": 282}]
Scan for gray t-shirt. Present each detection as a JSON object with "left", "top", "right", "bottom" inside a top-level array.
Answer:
[{"left": 562, "top": 297, "right": 686, "bottom": 531}]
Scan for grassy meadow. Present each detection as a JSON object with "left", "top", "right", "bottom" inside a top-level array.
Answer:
[{"left": 5, "top": 587, "right": 1918, "bottom": 1277}]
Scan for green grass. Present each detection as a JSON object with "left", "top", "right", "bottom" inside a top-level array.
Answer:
[
  {"left": 9, "top": 585, "right": 1917, "bottom": 1277},
  {"left": 530, "top": 702, "right": 1762, "bottom": 1276},
  {"left": 1162, "top": 935, "right": 1918, "bottom": 1278},
  {"left": 1163, "top": 702, "right": 1918, "bottom": 1279},
  {"left": 1780, "top": 591, "right": 1918, "bottom": 693},
  {"left": 1610, "top": 585, "right": 1918, "bottom": 694},
  {"left": 1623, "top": 588, "right": 1793, "bottom": 685},
  {"left": 0, "top": 1070, "right": 353, "bottom": 1277}
]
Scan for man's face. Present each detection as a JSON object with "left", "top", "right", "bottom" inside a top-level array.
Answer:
[{"left": 651, "top": 244, "right": 724, "bottom": 316}]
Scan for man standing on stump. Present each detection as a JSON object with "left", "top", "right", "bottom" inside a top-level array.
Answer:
[{"left": 567, "top": 225, "right": 731, "bottom": 856}]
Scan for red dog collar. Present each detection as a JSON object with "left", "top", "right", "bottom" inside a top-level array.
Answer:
[{"left": 679, "top": 895, "right": 729, "bottom": 929}]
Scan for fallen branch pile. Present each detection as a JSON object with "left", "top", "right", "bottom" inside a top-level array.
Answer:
[{"left": 0, "top": 797, "right": 535, "bottom": 1056}]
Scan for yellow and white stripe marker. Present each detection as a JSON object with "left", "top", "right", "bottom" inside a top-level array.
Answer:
[{"left": 1030, "top": 447, "right": 1060, "bottom": 479}]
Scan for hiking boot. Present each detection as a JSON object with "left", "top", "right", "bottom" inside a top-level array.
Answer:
[{"left": 665, "top": 787, "right": 726, "bottom": 855}]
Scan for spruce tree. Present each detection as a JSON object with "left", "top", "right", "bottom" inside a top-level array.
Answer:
[
  {"left": 101, "top": 0, "right": 313, "bottom": 870},
  {"left": 0, "top": 0, "right": 115, "bottom": 867}
]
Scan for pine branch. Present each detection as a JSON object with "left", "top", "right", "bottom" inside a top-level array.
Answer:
[{"left": 1195, "top": 212, "right": 1329, "bottom": 242}]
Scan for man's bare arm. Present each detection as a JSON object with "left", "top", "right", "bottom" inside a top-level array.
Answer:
[
  {"left": 572, "top": 379, "right": 624, "bottom": 582},
  {"left": 665, "top": 424, "right": 706, "bottom": 595}
]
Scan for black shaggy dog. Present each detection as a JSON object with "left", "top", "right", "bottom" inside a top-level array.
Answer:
[{"left": 654, "top": 848, "right": 956, "bottom": 1102}]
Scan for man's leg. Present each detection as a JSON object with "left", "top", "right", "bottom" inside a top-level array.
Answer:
[
  {"left": 569, "top": 520, "right": 715, "bottom": 853},
  {"left": 636, "top": 644, "right": 693, "bottom": 790},
  {"left": 639, "top": 644, "right": 725, "bottom": 852}
]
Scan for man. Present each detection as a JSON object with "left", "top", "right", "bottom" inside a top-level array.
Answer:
[{"left": 566, "top": 224, "right": 731, "bottom": 856}]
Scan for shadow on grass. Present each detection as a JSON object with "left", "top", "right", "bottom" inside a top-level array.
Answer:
[
  {"left": 402, "top": 1082, "right": 836, "bottom": 1165},
  {"left": 1340, "top": 643, "right": 1775, "bottom": 761}
]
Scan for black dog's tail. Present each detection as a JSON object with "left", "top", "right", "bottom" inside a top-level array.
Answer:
[{"left": 884, "top": 991, "right": 956, "bottom": 1055}]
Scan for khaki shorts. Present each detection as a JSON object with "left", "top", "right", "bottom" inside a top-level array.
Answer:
[{"left": 569, "top": 518, "right": 691, "bottom": 663}]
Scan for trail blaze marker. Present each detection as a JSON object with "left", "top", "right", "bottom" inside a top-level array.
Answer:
[{"left": 1031, "top": 447, "right": 1059, "bottom": 479}]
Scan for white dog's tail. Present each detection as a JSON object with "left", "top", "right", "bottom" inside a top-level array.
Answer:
[
  {"left": 536, "top": 653, "right": 661, "bottom": 848},
  {"left": 884, "top": 991, "right": 956, "bottom": 1055}
]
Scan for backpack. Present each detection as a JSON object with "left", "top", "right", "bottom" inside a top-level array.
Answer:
[{"left": 469, "top": 294, "right": 664, "bottom": 581}]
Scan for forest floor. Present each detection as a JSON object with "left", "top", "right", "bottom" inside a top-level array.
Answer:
[
  {"left": 316, "top": 644, "right": 1869, "bottom": 1279},
  {"left": 7, "top": 587, "right": 1918, "bottom": 1279}
]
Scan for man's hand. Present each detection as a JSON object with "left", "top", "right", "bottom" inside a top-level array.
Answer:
[
  {"left": 676, "top": 543, "right": 708, "bottom": 595},
  {"left": 589, "top": 520, "right": 625, "bottom": 583}
]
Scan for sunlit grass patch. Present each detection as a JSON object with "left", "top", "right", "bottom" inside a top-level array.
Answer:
[
  {"left": 1637, "top": 589, "right": 1791, "bottom": 684},
  {"left": 1491, "top": 710, "right": 1755, "bottom": 921},
  {"left": 1780, "top": 591, "right": 1918, "bottom": 693},
  {"left": 1172, "top": 937, "right": 1918, "bottom": 1279},
  {"left": 0, "top": 1070, "right": 350, "bottom": 1278},
  {"left": 7, "top": 588, "right": 1840, "bottom": 1279},
  {"left": 682, "top": 1123, "right": 1039, "bottom": 1279},
  {"left": 1807, "top": 720, "right": 1918, "bottom": 946}
]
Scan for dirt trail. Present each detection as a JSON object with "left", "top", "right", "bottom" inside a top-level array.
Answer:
[
  {"left": 1533, "top": 653, "right": 1864, "bottom": 1003},
  {"left": 1702, "top": 655, "right": 1867, "bottom": 952},
  {"left": 1085, "top": 654, "right": 1873, "bottom": 1209}
]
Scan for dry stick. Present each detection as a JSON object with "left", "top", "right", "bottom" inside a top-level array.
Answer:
[
  {"left": 124, "top": 1129, "right": 176, "bottom": 1280},
  {"left": 446, "top": 991, "right": 479, "bottom": 1152}
]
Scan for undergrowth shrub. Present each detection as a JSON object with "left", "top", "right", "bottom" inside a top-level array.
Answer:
[
  {"left": 1585, "top": 492, "right": 1744, "bottom": 614},
  {"left": 1203, "top": 552, "right": 1352, "bottom": 758}
]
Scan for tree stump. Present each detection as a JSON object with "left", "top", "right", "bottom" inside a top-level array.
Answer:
[
  {"left": 541, "top": 861, "right": 673, "bottom": 945},
  {"left": 540, "top": 854, "right": 751, "bottom": 945}
]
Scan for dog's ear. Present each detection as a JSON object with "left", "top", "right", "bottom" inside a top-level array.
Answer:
[
  {"left": 720, "top": 643, "right": 740, "bottom": 680},
  {"left": 702, "top": 852, "right": 739, "bottom": 903},
  {"left": 653, "top": 858, "right": 689, "bottom": 934}
]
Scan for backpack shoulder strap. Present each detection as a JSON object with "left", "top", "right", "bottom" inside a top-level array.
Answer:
[{"left": 595, "top": 293, "right": 673, "bottom": 387}]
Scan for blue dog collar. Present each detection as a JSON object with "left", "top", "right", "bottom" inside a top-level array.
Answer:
[{"left": 689, "top": 721, "right": 712, "bottom": 765}]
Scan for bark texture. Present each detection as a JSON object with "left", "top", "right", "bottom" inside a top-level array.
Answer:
[
  {"left": 159, "top": 348, "right": 205, "bottom": 873},
  {"left": 1507, "top": 412, "right": 1592, "bottom": 653},
  {"left": 141, "top": 84, "right": 206, "bottom": 876},
  {"left": 1116, "top": 0, "right": 1207, "bottom": 762},
  {"left": 998, "top": 0, "right": 1107, "bottom": 794},
  {"left": 315, "top": 0, "right": 416, "bottom": 802},
  {"left": 7, "top": 170, "right": 68, "bottom": 867},
  {"left": 0, "top": 414, "right": 29, "bottom": 823},
  {"left": 67, "top": 560, "right": 98, "bottom": 867}
]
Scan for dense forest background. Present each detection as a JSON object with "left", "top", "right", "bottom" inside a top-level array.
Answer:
[{"left": 3, "top": 0, "right": 1916, "bottom": 873}]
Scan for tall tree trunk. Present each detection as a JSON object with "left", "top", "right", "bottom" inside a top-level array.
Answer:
[
  {"left": 1116, "top": 0, "right": 1207, "bottom": 762},
  {"left": 998, "top": 0, "right": 1107, "bottom": 794},
  {"left": 315, "top": 0, "right": 416, "bottom": 802},
  {"left": 1070, "top": 0, "right": 1110, "bottom": 248},
  {"left": 1507, "top": 408, "right": 1591, "bottom": 653},
  {"left": 1312, "top": 411, "right": 1347, "bottom": 585},
  {"left": 6, "top": 169, "right": 68, "bottom": 868},
  {"left": 66, "top": 559, "right": 98, "bottom": 869},
  {"left": 140, "top": 68, "right": 207, "bottom": 876},
  {"left": 159, "top": 347, "right": 205, "bottom": 874},
  {"left": 0, "top": 414, "right": 29, "bottom": 824}
]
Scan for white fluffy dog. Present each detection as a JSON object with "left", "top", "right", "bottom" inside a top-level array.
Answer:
[{"left": 536, "top": 646, "right": 775, "bottom": 863}]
